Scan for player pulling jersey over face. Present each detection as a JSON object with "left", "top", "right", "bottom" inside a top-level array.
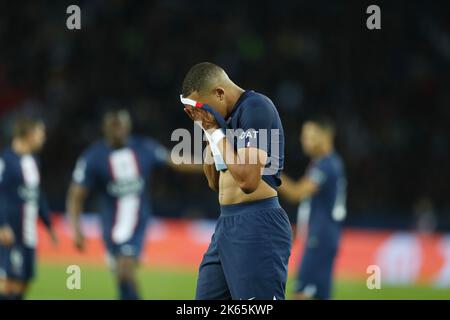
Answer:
[
  {"left": 181, "top": 62, "right": 292, "bottom": 300},
  {"left": 279, "top": 117, "right": 347, "bottom": 300},
  {"left": 0, "top": 117, "right": 55, "bottom": 300}
]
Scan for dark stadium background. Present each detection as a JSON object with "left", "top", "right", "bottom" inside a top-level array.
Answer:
[{"left": 0, "top": 0, "right": 449, "bottom": 231}]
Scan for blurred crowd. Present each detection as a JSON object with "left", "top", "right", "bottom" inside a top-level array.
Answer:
[{"left": 0, "top": 0, "right": 449, "bottom": 229}]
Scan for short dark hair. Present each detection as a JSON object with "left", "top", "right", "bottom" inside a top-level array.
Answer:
[
  {"left": 181, "top": 62, "right": 224, "bottom": 97},
  {"left": 306, "top": 115, "right": 336, "bottom": 135},
  {"left": 12, "top": 116, "right": 44, "bottom": 138}
]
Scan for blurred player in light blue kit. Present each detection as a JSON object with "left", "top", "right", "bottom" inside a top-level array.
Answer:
[
  {"left": 0, "top": 116, "right": 57, "bottom": 300},
  {"left": 66, "top": 109, "right": 200, "bottom": 300},
  {"left": 280, "top": 116, "right": 346, "bottom": 300}
]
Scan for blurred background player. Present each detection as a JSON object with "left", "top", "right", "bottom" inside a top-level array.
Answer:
[
  {"left": 66, "top": 109, "right": 201, "bottom": 300},
  {"left": 0, "top": 116, "right": 57, "bottom": 300},
  {"left": 181, "top": 62, "right": 292, "bottom": 300},
  {"left": 279, "top": 116, "right": 346, "bottom": 300}
]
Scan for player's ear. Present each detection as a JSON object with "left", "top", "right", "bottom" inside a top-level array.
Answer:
[{"left": 215, "top": 87, "right": 225, "bottom": 101}]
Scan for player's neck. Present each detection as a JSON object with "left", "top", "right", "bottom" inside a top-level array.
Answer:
[
  {"left": 108, "top": 141, "right": 126, "bottom": 149},
  {"left": 314, "top": 146, "right": 334, "bottom": 159},
  {"left": 12, "top": 139, "right": 32, "bottom": 155},
  {"left": 106, "top": 137, "right": 129, "bottom": 149},
  {"left": 225, "top": 85, "right": 245, "bottom": 118}
]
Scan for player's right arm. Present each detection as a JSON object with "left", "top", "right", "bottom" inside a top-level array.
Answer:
[
  {"left": 203, "top": 144, "right": 219, "bottom": 192},
  {"left": 279, "top": 160, "right": 330, "bottom": 204},
  {"left": 66, "top": 183, "right": 88, "bottom": 251},
  {"left": 279, "top": 173, "right": 319, "bottom": 204},
  {"left": 66, "top": 153, "right": 95, "bottom": 251}
]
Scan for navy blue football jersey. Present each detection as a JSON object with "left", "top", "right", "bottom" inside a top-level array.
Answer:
[
  {"left": 226, "top": 90, "right": 285, "bottom": 190},
  {"left": 71, "top": 136, "right": 168, "bottom": 245},
  {"left": 0, "top": 147, "right": 51, "bottom": 248}
]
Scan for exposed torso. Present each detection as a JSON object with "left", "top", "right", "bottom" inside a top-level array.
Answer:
[{"left": 218, "top": 170, "right": 277, "bottom": 205}]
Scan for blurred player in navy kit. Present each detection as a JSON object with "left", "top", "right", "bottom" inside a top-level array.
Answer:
[
  {"left": 66, "top": 109, "right": 201, "bottom": 300},
  {"left": 279, "top": 117, "right": 347, "bottom": 300},
  {"left": 181, "top": 62, "right": 292, "bottom": 300},
  {"left": 0, "top": 116, "right": 57, "bottom": 300}
]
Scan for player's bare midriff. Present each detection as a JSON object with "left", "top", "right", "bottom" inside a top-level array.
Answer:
[{"left": 218, "top": 170, "right": 277, "bottom": 205}]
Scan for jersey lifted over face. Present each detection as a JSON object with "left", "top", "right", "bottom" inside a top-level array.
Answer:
[
  {"left": 72, "top": 136, "right": 168, "bottom": 255},
  {"left": 226, "top": 90, "right": 285, "bottom": 190}
]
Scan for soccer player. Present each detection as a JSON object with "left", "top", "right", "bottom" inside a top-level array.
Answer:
[
  {"left": 180, "top": 62, "right": 292, "bottom": 300},
  {"left": 279, "top": 117, "right": 347, "bottom": 300},
  {"left": 0, "top": 116, "right": 57, "bottom": 300},
  {"left": 66, "top": 109, "right": 200, "bottom": 300}
]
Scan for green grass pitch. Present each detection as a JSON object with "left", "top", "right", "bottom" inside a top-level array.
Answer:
[{"left": 26, "top": 263, "right": 450, "bottom": 300}]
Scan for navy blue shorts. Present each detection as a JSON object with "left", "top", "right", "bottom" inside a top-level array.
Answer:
[
  {"left": 294, "top": 242, "right": 338, "bottom": 300},
  {"left": 104, "top": 218, "right": 147, "bottom": 260},
  {"left": 0, "top": 245, "right": 35, "bottom": 282},
  {"left": 196, "top": 197, "right": 292, "bottom": 300}
]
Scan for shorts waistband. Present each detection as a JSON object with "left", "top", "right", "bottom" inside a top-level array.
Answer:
[{"left": 220, "top": 197, "right": 281, "bottom": 216}]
